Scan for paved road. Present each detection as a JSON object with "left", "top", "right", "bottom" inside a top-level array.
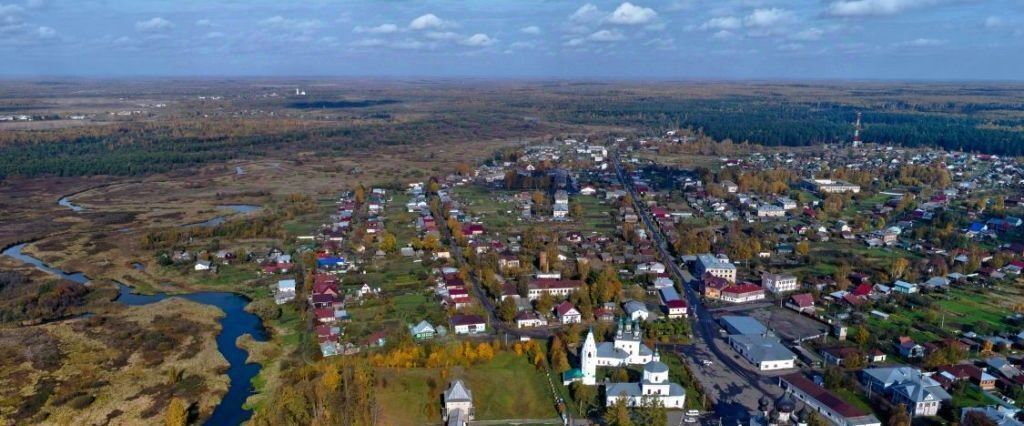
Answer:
[{"left": 612, "top": 152, "right": 781, "bottom": 424}]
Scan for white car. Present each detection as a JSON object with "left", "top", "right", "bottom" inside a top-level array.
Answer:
[
  {"left": 701, "top": 359, "right": 713, "bottom": 366},
  {"left": 686, "top": 410, "right": 701, "bottom": 417}
]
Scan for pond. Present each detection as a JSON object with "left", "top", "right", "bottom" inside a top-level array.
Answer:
[{"left": 2, "top": 243, "right": 267, "bottom": 425}]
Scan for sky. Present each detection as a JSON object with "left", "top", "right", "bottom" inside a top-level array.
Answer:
[{"left": 2, "top": 0, "right": 1022, "bottom": 80}]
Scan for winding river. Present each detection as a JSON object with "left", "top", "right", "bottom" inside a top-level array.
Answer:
[
  {"left": 185, "top": 204, "right": 262, "bottom": 228},
  {"left": 1, "top": 243, "right": 267, "bottom": 425},
  {"left": 58, "top": 196, "right": 85, "bottom": 212}
]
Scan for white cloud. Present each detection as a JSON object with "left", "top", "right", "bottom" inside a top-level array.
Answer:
[
  {"left": 983, "top": 16, "right": 1003, "bottom": 29},
  {"left": 777, "top": 42, "right": 804, "bottom": 51},
  {"left": 460, "top": 33, "right": 496, "bottom": 47},
  {"left": 425, "top": 31, "right": 461, "bottom": 41},
  {"left": 744, "top": 8, "right": 793, "bottom": 28},
  {"left": 391, "top": 39, "right": 426, "bottom": 49},
  {"left": 644, "top": 37, "right": 675, "bottom": 50},
  {"left": 28, "top": 25, "right": 53, "bottom": 39},
  {"left": 570, "top": 4, "right": 605, "bottom": 24},
  {"left": 203, "top": 31, "right": 224, "bottom": 39},
  {"left": 0, "top": 3, "right": 24, "bottom": 17},
  {"left": 520, "top": 25, "right": 541, "bottom": 35},
  {"left": 409, "top": 13, "right": 454, "bottom": 30},
  {"left": 588, "top": 29, "right": 625, "bottom": 42},
  {"left": 700, "top": 16, "right": 742, "bottom": 31},
  {"left": 354, "top": 23, "right": 398, "bottom": 34},
  {"left": 350, "top": 38, "right": 385, "bottom": 47},
  {"left": 607, "top": 2, "right": 658, "bottom": 25},
  {"left": 790, "top": 27, "right": 826, "bottom": 41},
  {"left": 826, "top": 0, "right": 941, "bottom": 17},
  {"left": 135, "top": 17, "right": 173, "bottom": 32},
  {"left": 259, "top": 16, "right": 322, "bottom": 34},
  {"left": 564, "top": 28, "right": 627, "bottom": 46},
  {"left": 894, "top": 37, "right": 944, "bottom": 47},
  {"left": 666, "top": 0, "right": 696, "bottom": 11},
  {"left": 350, "top": 38, "right": 426, "bottom": 50},
  {"left": 711, "top": 30, "right": 736, "bottom": 40},
  {"left": 509, "top": 41, "right": 536, "bottom": 49},
  {"left": 195, "top": 19, "right": 213, "bottom": 27}
]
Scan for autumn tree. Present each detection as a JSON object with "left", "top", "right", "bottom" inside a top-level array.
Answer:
[
  {"left": 834, "top": 263, "right": 852, "bottom": 290},
  {"left": 571, "top": 381, "right": 598, "bottom": 416},
  {"left": 604, "top": 395, "right": 633, "bottom": 426},
  {"left": 380, "top": 231, "right": 398, "bottom": 253},
  {"left": 851, "top": 326, "right": 871, "bottom": 346},
  {"left": 499, "top": 297, "right": 518, "bottom": 323},
  {"left": 165, "top": 397, "right": 188, "bottom": 426},
  {"left": 536, "top": 291, "right": 556, "bottom": 315},
  {"left": 795, "top": 240, "right": 810, "bottom": 257},
  {"left": 888, "top": 404, "right": 911, "bottom": 426},
  {"left": 891, "top": 257, "right": 910, "bottom": 280},
  {"left": 570, "top": 202, "right": 585, "bottom": 220},
  {"left": 549, "top": 335, "right": 570, "bottom": 373}
]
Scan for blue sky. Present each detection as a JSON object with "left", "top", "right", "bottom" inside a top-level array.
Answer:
[{"left": 2, "top": 0, "right": 1022, "bottom": 79}]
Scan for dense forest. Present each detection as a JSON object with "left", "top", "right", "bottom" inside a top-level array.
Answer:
[
  {"left": 0, "top": 111, "right": 542, "bottom": 180},
  {"left": 2, "top": 82, "right": 1024, "bottom": 181},
  {"left": 542, "top": 97, "right": 1024, "bottom": 155}
]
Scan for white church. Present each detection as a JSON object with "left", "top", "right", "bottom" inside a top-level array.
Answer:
[{"left": 564, "top": 320, "right": 686, "bottom": 409}]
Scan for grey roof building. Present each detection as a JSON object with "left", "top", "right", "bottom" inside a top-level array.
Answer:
[
  {"left": 605, "top": 360, "right": 686, "bottom": 408},
  {"left": 728, "top": 334, "right": 797, "bottom": 371},
  {"left": 961, "top": 407, "right": 1023, "bottom": 426},
  {"left": 443, "top": 380, "right": 474, "bottom": 426},
  {"left": 861, "top": 366, "right": 950, "bottom": 417}
]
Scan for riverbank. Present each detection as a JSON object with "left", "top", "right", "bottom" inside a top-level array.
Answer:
[
  {"left": 0, "top": 297, "right": 229, "bottom": 424},
  {"left": 1, "top": 245, "right": 270, "bottom": 425}
]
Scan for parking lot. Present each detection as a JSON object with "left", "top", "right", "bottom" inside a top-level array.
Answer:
[{"left": 741, "top": 306, "right": 830, "bottom": 343}]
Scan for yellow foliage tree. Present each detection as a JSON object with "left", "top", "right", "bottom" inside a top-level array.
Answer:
[{"left": 165, "top": 398, "right": 188, "bottom": 426}]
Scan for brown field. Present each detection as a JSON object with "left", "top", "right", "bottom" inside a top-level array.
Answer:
[{"left": 0, "top": 297, "right": 227, "bottom": 425}]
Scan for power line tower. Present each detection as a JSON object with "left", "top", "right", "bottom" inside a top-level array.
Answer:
[{"left": 851, "top": 112, "right": 863, "bottom": 147}]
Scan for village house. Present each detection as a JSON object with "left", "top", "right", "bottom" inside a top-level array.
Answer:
[
  {"left": 861, "top": 366, "right": 951, "bottom": 417},
  {"left": 720, "top": 283, "right": 766, "bottom": 304},
  {"left": 701, "top": 274, "right": 731, "bottom": 300},
  {"left": 515, "top": 311, "right": 548, "bottom": 328},
  {"left": 450, "top": 314, "right": 487, "bottom": 335},
  {"left": 410, "top": 320, "right": 436, "bottom": 340},
  {"left": 785, "top": 293, "right": 816, "bottom": 314},
  {"left": 275, "top": 279, "right": 296, "bottom": 304},
  {"left": 622, "top": 300, "right": 649, "bottom": 321},
  {"left": 659, "top": 286, "right": 687, "bottom": 319},
  {"left": 556, "top": 301, "right": 582, "bottom": 324},
  {"left": 779, "top": 374, "right": 881, "bottom": 426},
  {"left": 695, "top": 254, "right": 737, "bottom": 283},
  {"left": 763, "top": 273, "right": 799, "bottom": 294}
]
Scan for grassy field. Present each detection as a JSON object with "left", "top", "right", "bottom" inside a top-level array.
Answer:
[
  {"left": 832, "top": 387, "right": 878, "bottom": 416},
  {"left": 573, "top": 193, "right": 616, "bottom": 233},
  {"left": 455, "top": 185, "right": 522, "bottom": 234},
  {"left": 375, "top": 352, "right": 558, "bottom": 426},
  {"left": 951, "top": 384, "right": 999, "bottom": 409}
]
